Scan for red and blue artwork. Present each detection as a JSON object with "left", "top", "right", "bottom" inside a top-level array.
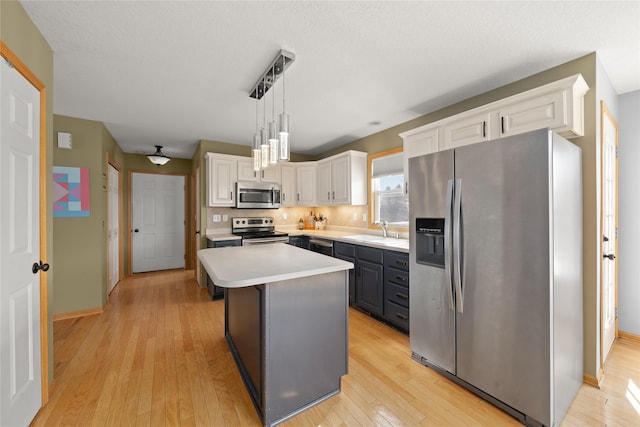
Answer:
[{"left": 53, "top": 166, "right": 90, "bottom": 217}]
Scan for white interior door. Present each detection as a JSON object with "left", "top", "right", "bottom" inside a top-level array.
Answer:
[
  {"left": 107, "top": 163, "right": 119, "bottom": 293},
  {"left": 601, "top": 103, "right": 618, "bottom": 363},
  {"left": 0, "top": 56, "right": 42, "bottom": 426},
  {"left": 132, "top": 173, "right": 185, "bottom": 273}
]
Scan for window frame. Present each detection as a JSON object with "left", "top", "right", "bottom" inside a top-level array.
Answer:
[{"left": 368, "top": 147, "right": 408, "bottom": 232}]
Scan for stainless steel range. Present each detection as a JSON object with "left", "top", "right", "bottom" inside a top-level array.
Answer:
[{"left": 232, "top": 216, "right": 289, "bottom": 245}]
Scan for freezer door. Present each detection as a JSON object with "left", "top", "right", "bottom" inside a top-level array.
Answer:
[
  {"left": 454, "top": 129, "right": 552, "bottom": 425},
  {"left": 409, "top": 150, "right": 456, "bottom": 374}
]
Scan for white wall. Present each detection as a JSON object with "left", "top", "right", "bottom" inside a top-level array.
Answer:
[{"left": 618, "top": 90, "right": 640, "bottom": 336}]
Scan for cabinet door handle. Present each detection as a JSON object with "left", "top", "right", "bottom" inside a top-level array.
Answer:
[
  {"left": 501, "top": 116, "right": 505, "bottom": 134},
  {"left": 396, "top": 313, "right": 408, "bottom": 321},
  {"left": 396, "top": 275, "right": 408, "bottom": 282},
  {"left": 482, "top": 120, "right": 486, "bottom": 138},
  {"left": 395, "top": 292, "right": 408, "bottom": 300},
  {"left": 327, "top": 191, "right": 330, "bottom": 201},
  {"left": 254, "top": 171, "right": 257, "bottom": 178},
  {"left": 261, "top": 170, "right": 265, "bottom": 179},
  {"left": 332, "top": 191, "right": 335, "bottom": 200},
  {"left": 282, "top": 193, "right": 285, "bottom": 202},
  {"left": 396, "top": 260, "right": 408, "bottom": 267},
  {"left": 297, "top": 193, "right": 300, "bottom": 202},
  {"left": 230, "top": 191, "right": 233, "bottom": 200}
]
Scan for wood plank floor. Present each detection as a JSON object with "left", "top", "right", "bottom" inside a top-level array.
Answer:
[{"left": 32, "top": 270, "right": 640, "bottom": 426}]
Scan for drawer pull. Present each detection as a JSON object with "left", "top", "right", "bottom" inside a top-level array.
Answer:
[
  {"left": 396, "top": 275, "right": 408, "bottom": 282},
  {"left": 395, "top": 292, "right": 408, "bottom": 300},
  {"left": 396, "top": 313, "right": 408, "bottom": 321},
  {"left": 396, "top": 260, "right": 408, "bottom": 267}
]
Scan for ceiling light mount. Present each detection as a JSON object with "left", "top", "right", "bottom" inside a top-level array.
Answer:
[{"left": 249, "top": 50, "right": 295, "bottom": 100}]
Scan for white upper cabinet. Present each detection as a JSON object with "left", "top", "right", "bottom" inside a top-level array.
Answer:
[
  {"left": 296, "top": 162, "right": 317, "bottom": 206},
  {"left": 205, "top": 153, "right": 238, "bottom": 207},
  {"left": 237, "top": 158, "right": 281, "bottom": 183},
  {"left": 280, "top": 163, "right": 297, "bottom": 207},
  {"left": 316, "top": 151, "right": 367, "bottom": 206},
  {"left": 441, "top": 110, "right": 493, "bottom": 150},
  {"left": 400, "top": 74, "right": 589, "bottom": 158},
  {"left": 400, "top": 126, "right": 440, "bottom": 197}
]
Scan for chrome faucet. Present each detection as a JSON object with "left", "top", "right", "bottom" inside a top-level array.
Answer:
[{"left": 376, "top": 219, "right": 389, "bottom": 238}]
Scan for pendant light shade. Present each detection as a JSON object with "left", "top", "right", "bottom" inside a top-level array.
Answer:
[
  {"left": 279, "top": 113, "right": 290, "bottom": 161},
  {"left": 147, "top": 145, "right": 171, "bottom": 166}
]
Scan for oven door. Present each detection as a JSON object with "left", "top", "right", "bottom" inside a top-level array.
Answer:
[
  {"left": 242, "top": 236, "right": 289, "bottom": 246},
  {"left": 236, "top": 181, "right": 281, "bottom": 209}
]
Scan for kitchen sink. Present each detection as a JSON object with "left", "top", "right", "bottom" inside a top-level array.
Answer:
[{"left": 342, "top": 235, "right": 409, "bottom": 248}]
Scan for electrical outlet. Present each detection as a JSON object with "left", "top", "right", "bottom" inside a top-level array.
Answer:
[
  {"left": 213, "top": 214, "right": 221, "bottom": 222},
  {"left": 362, "top": 213, "right": 367, "bottom": 222},
  {"left": 222, "top": 214, "right": 228, "bottom": 221},
  {"left": 353, "top": 213, "right": 358, "bottom": 221},
  {"left": 282, "top": 213, "right": 288, "bottom": 220}
]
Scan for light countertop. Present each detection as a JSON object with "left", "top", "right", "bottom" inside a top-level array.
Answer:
[
  {"left": 204, "top": 227, "right": 409, "bottom": 253},
  {"left": 198, "top": 243, "right": 354, "bottom": 288}
]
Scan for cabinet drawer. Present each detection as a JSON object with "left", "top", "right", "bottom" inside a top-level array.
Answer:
[
  {"left": 334, "top": 242, "right": 355, "bottom": 258},
  {"left": 386, "top": 282, "right": 409, "bottom": 307},
  {"left": 384, "top": 300, "right": 409, "bottom": 331},
  {"left": 385, "top": 266, "right": 409, "bottom": 288},
  {"left": 357, "top": 246, "right": 383, "bottom": 264},
  {"left": 384, "top": 251, "right": 409, "bottom": 271}
]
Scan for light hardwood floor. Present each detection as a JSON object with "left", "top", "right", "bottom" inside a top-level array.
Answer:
[{"left": 32, "top": 270, "right": 640, "bottom": 426}]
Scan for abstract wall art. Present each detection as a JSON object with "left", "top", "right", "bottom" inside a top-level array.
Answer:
[{"left": 53, "top": 166, "right": 90, "bottom": 217}]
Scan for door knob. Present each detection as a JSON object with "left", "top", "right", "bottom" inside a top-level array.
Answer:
[
  {"left": 195, "top": 230, "right": 200, "bottom": 235},
  {"left": 603, "top": 253, "right": 616, "bottom": 260},
  {"left": 603, "top": 236, "right": 609, "bottom": 242},
  {"left": 32, "top": 260, "right": 50, "bottom": 274},
  {"left": 134, "top": 228, "right": 139, "bottom": 233}
]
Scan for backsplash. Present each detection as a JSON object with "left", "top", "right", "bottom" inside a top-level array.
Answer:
[{"left": 206, "top": 205, "right": 370, "bottom": 230}]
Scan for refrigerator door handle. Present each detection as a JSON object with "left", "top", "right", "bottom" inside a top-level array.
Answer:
[
  {"left": 444, "top": 179, "right": 454, "bottom": 311},
  {"left": 453, "top": 178, "right": 464, "bottom": 313}
]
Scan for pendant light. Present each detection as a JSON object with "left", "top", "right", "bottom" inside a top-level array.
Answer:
[
  {"left": 268, "top": 65, "right": 279, "bottom": 165},
  {"left": 252, "top": 97, "right": 261, "bottom": 171},
  {"left": 249, "top": 50, "right": 294, "bottom": 165},
  {"left": 147, "top": 145, "right": 171, "bottom": 166},
  {"left": 278, "top": 52, "right": 290, "bottom": 161},
  {"left": 260, "top": 79, "right": 269, "bottom": 168}
]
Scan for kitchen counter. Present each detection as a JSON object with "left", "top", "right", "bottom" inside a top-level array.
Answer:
[
  {"left": 197, "top": 244, "right": 351, "bottom": 427},
  {"left": 198, "top": 243, "right": 353, "bottom": 287},
  {"left": 283, "top": 229, "right": 410, "bottom": 253}
]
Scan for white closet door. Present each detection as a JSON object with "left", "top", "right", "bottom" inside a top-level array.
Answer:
[{"left": 132, "top": 173, "right": 185, "bottom": 273}]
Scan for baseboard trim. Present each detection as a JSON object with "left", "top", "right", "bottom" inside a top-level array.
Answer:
[
  {"left": 619, "top": 330, "right": 640, "bottom": 344},
  {"left": 53, "top": 307, "right": 103, "bottom": 321},
  {"left": 583, "top": 368, "right": 604, "bottom": 389}
]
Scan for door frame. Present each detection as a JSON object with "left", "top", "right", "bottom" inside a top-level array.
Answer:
[
  {"left": 600, "top": 100, "right": 619, "bottom": 366},
  {"left": 127, "top": 170, "right": 188, "bottom": 274},
  {"left": 106, "top": 154, "right": 122, "bottom": 295},
  {"left": 0, "top": 42, "right": 49, "bottom": 405}
]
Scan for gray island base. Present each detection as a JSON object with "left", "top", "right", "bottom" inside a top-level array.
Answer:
[{"left": 198, "top": 244, "right": 354, "bottom": 426}]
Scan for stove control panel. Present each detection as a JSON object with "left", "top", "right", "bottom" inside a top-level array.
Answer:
[{"left": 232, "top": 216, "right": 275, "bottom": 231}]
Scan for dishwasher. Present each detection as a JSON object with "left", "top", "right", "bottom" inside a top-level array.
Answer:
[{"left": 309, "top": 238, "right": 333, "bottom": 256}]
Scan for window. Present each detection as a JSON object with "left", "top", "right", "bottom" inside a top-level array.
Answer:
[{"left": 369, "top": 148, "right": 408, "bottom": 229}]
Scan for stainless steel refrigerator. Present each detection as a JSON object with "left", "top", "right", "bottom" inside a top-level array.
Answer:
[{"left": 409, "top": 129, "right": 583, "bottom": 426}]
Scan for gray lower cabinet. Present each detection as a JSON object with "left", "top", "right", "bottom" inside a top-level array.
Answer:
[
  {"left": 335, "top": 241, "right": 409, "bottom": 333},
  {"left": 334, "top": 242, "right": 356, "bottom": 305},
  {"left": 206, "top": 238, "right": 241, "bottom": 299},
  {"left": 383, "top": 251, "right": 410, "bottom": 331},
  {"left": 355, "top": 246, "right": 384, "bottom": 317},
  {"left": 287, "top": 235, "right": 309, "bottom": 250}
]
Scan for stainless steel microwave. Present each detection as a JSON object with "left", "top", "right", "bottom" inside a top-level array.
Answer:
[{"left": 235, "top": 181, "right": 281, "bottom": 209}]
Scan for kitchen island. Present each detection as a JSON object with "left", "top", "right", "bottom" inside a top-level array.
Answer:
[{"left": 198, "top": 243, "right": 353, "bottom": 427}]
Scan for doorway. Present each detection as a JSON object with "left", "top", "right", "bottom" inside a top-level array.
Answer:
[
  {"left": 107, "top": 161, "right": 121, "bottom": 293},
  {"left": 601, "top": 101, "right": 619, "bottom": 364},
  {"left": 131, "top": 172, "right": 186, "bottom": 273}
]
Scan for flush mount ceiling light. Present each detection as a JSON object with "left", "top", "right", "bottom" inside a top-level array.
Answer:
[
  {"left": 147, "top": 145, "right": 171, "bottom": 166},
  {"left": 250, "top": 49, "right": 295, "bottom": 170}
]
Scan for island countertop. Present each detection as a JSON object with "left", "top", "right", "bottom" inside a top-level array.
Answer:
[{"left": 198, "top": 243, "right": 354, "bottom": 288}]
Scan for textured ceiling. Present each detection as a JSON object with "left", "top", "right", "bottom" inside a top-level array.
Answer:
[{"left": 20, "top": 1, "right": 640, "bottom": 159}]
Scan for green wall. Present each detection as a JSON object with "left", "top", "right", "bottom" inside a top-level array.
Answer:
[{"left": 1, "top": 0, "right": 55, "bottom": 384}]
